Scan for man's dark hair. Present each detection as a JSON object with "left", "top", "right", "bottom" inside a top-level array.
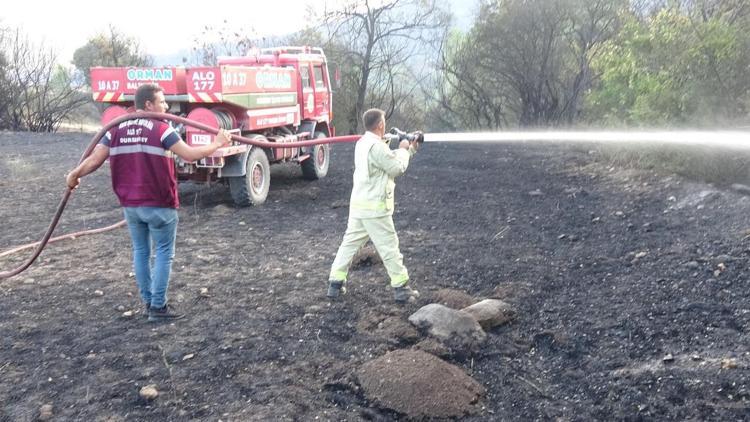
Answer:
[
  {"left": 135, "top": 83, "right": 164, "bottom": 110},
  {"left": 362, "top": 108, "right": 384, "bottom": 131}
]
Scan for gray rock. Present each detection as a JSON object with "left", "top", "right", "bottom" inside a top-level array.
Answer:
[
  {"left": 39, "top": 404, "right": 53, "bottom": 421},
  {"left": 408, "top": 304, "right": 486, "bottom": 348},
  {"left": 461, "top": 299, "right": 516, "bottom": 329}
]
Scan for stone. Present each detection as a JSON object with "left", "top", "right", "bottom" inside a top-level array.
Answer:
[
  {"left": 139, "top": 384, "right": 159, "bottom": 400},
  {"left": 39, "top": 404, "right": 53, "bottom": 421},
  {"left": 408, "top": 304, "right": 486, "bottom": 349},
  {"left": 461, "top": 299, "right": 516, "bottom": 329}
]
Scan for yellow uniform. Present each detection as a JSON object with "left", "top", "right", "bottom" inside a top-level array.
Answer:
[{"left": 329, "top": 131, "right": 416, "bottom": 287}]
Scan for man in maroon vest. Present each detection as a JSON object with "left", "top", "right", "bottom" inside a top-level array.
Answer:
[{"left": 66, "top": 83, "right": 231, "bottom": 322}]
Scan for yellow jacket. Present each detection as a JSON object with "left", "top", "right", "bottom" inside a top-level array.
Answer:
[{"left": 349, "top": 131, "right": 416, "bottom": 218}]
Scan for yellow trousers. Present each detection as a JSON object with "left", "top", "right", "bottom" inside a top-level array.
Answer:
[{"left": 329, "top": 215, "right": 409, "bottom": 287}]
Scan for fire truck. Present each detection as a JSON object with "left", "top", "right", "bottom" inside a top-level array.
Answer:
[{"left": 90, "top": 46, "right": 335, "bottom": 206}]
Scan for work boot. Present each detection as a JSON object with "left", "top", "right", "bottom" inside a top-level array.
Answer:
[
  {"left": 147, "top": 304, "right": 185, "bottom": 322},
  {"left": 393, "top": 285, "right": 418, "bottom": 303},
  {"left": 327, "top": 281, "right": 346, "bottom": 298}
]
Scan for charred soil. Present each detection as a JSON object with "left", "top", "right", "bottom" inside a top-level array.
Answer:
[{"left": 1, "top": 132, "right": 749, "bottom": 421}]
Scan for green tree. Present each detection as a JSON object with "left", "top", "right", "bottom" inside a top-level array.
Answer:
[
  {"left": 73, "top": 25, "right": 152, "bottom": 86},
  {"left": 437, "top": 0, "right": 625, "bottom": 129},
  {"left": 585, "top": 5, "right": 750, "bottom": 126}
]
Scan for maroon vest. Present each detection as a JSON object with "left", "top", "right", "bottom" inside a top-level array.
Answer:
[{"left": 107, "top": 119, "right": 180, "bottom": 208}]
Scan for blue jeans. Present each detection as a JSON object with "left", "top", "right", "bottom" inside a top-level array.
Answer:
[{"left": 123, "top": 207, "right": 178, "bottom": 309}]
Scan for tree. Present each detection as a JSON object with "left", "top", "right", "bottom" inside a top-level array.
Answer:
[
  {"left": 318, "top": 0, "right": 448, "bottom": 133},
  {"left": 585, "top": 4, "right": 750, "bottom": 125},
  {"left": 436, "top": 0, "right": 624, "bottom": 129},
  {"left": 0, "top": 28, "right": 88, "bottom": 132},
  {"left": 73, "top": 25, "right": 152, "bottom": 86},
  {"left": 189, "top": 21, "right": 287, "bottom": 65}
]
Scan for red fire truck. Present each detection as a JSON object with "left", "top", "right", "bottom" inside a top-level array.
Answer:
[{"left": 90, "top": 46, "right": 335, "bottom": 206}]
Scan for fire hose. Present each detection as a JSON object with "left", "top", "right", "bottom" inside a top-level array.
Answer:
[{"left": 0, "top": 111, "right": 360, "bottom": 280}]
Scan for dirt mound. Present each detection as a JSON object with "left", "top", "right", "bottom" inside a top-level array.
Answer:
[
  {"left": 431, "top": 288, "right": 476, "bottom": 309},
  {"left": 357, "top": 349, "right": 484, "bottom": 418}
]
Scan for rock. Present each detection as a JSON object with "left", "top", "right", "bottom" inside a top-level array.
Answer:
[
  {"left": 39, "top": 404, "right": 53, "bottom": 421},
  {"left": 116, "top": 305, "right": 126, "bottom": 312},
  {"left": 357, "top": 350, "right": 484, "bottom": 418},
  {"left": 662, "top": 353, "right": 674, "bottom": 363},
  {"left": 186, "top": 238, "right": 198, "bottom": 245},
  {"left": 615, "top": 211, "right": 625, "bottom": 217},
  {"left": 182, "top": 353, "right": 195, "bottom": 361},
  {"left": 122, "top": 311, "right": 134, "bottom": 317},
  {"left": 528, "top": 189, "right": 543, "bottom": 197},
  {"left": 431, "top": 289, "right": 475, "bottom": 310},
  {"left": 93, "top": 290, "right": 104, "bottom": 296},
  {"left": 199, "top": 287, "right": 210, "bottom": 297},
  {"left": 408, "top": 304, "right": 486, "bottom": 349},
  {"left": 731, "top": 183, "right": 750, "bottom": 195},
  {"left": 635, "top": 251, "right": 648, "bottom": 259},
  {"left": 295, "top": 272, "right": 303, "bottom": 279},
  {"left": 461, "top": 299, "right": 516, "bottom": 329},
  {"left": 139, "top": 384, "right": 159, "bottom": 400},
  {"left": 721, "top": 358, "right": 738, "bottom": 369}
]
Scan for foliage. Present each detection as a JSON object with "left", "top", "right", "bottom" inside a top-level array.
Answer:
[
  {"left": 435, "top": 0, "right": 626, "bottom": 129},
  {"left": 72, "top": 25, "right": 152, "bottom": 86},
  {"left": 584, "top": 5, "right": 750, "bottom": 126},
  {"left": 0, "top": 28, "right": 88, "bottom": 132}
]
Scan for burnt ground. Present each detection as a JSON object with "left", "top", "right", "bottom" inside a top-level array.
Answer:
[{"left": 0, "top": 131, "right": 749, "bottom": 421}]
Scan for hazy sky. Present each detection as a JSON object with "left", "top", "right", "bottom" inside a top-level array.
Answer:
[{"left": 3, "top": 0, "right": 476, "bottom": 64}]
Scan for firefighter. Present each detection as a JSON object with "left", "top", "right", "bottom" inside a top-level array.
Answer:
[
  {"left": 326, "top": 108, "right": 421, "bottom": 303},
  {"left": 66, "top": 83, "right": 231, "bottom": 322}
]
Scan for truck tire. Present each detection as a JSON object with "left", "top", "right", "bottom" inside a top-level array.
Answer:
[
  {"left": 301, "top": 131, "right": 330, "bottom": 180},
  {"left": 229, "top": 147, "right": 270, "bottom": 206}
]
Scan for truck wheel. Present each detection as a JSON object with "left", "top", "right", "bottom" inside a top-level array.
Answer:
[
  {"left": 301, "top": 131, "right": 330, "bottom": 180},
  {"left": 229, "top": 147, "right": 270, "bottom": 206}
]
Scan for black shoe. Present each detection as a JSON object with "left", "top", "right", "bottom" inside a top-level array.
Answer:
[
  {"left": 147, "top": 304, "right": 184, "bottom": 322},
  {"left": 393, "top": 285, "right": 417, "bottom": 303},
  {"left": 327, "top": 281, "right": 346, "bottom": 298}
]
